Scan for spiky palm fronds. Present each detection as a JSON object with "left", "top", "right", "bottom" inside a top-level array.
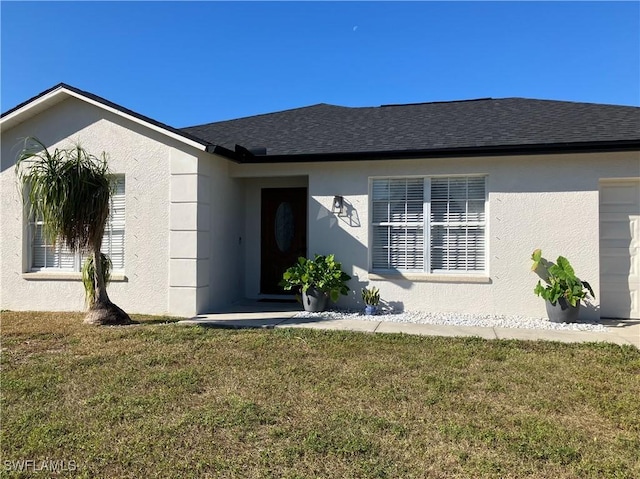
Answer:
[
  {"left": 16, "top": 137, "right": 113, "bottom": 252},
  {"left": 82, "top": 253, "right": 112, "bottom": 308},
  {"left": 15, "top": 137, "right": 132, "bottom": 324}
]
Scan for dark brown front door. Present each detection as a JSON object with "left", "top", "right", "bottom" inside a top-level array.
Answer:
[{"left": 261, "top": 187, "right": 307, "bottom": 294}]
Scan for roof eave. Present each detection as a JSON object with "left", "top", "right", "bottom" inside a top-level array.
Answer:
[
  {"left": 211, "top": 140, "right": 640, "bottom": 164},
  {"left": 1, "top": 83, "right": 213, "bottom": 152}
]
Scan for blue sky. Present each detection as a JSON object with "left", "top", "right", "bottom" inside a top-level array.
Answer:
[{"left": 2, "top": 1, "right": 638, "bottom": 127}]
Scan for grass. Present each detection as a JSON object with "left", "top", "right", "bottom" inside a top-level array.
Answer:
[{"left": 1, "top": 311, "right": 639, "bottom": 478}]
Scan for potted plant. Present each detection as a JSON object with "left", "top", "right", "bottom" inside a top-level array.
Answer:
[
  {"left": 361, "top": 286, "right": 380, "bottom": 315},
  {"left": 279, "top": 254, "right": 351, "bottom": 312},
  {"left": 531, "top": 249, "right": 595, "bottom": 323}
]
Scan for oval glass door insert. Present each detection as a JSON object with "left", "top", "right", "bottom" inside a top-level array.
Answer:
[{"left": 275, "top": 202, "right": 294, "bottom": 252}]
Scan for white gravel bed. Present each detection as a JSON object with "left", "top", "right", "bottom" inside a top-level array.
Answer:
[{"left": 293, "top": 309, "right": 609, "bottom": 332}]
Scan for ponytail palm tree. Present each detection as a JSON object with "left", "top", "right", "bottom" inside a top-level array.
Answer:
[{"left": 16, "top": 137, "right": 132, "bottom": 325}]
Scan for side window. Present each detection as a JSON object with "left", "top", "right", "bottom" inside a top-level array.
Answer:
[{"left": 30, "top": 176, "right": 126, "bottom": 272}]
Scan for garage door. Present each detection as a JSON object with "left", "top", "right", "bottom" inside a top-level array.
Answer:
[{"left": 599, "top": 180, "right": 640, "bottom": 319}]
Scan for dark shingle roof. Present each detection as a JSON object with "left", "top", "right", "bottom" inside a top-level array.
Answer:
[
  {"left": 4, "top": 84, "right": 639, "bottom": 163},
  {"left": 181, "top": 98, "right": 640, "bottom": 160}
]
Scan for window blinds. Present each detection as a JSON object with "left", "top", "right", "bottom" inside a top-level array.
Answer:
[
  {"left": 430, "top": 177, "right": 485, "bottom": 272},
  {"left": 31, "top": 177, "right": 126, "bottom": 272},
  {"left": 371, "top": 176, "right": 485, "bottom": 273},
  {"left": 371, "top": 178, "right": 425, "bottom": 270}
]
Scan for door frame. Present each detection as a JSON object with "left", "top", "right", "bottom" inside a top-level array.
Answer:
[{"left": 260, "top": 187, "right": 308, "bottom": 295}]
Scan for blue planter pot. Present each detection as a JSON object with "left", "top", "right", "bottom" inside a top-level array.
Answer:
[{"left": 364, "top": 305, "right": 378, "bottom": 316}]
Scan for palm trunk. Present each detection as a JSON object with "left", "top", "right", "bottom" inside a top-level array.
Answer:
[
  {"left": 92, "top": 244, "right": 110, "bottom": 305},
  {"left": 83, "top": 242, "right": 133, "bottom": 325}
]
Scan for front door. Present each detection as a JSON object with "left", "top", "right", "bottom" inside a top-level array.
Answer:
[{"left": 261, "top": 188, "right": 307, "bottom": 294}]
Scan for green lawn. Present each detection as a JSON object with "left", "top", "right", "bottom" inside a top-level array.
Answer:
[{"left": 1, "top": 311, "right": 639, "bottom": 478}]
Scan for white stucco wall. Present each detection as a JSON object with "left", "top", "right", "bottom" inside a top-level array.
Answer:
[
  {"left": 230, "top": 151, "right": 640, "bottom": 320},
  {"left": 197, "top": 153, "right": 244, "bottom": 313},
  {"left": 0, "top": 97, "right": 207, "bottom": 316}
]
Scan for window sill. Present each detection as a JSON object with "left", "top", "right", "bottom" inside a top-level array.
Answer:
[
  {"left": 23, "top": 272, "right": 128, "bottom": 282},
  {"left": 368, "top": 272, "right": 491, "bottom": 284}
]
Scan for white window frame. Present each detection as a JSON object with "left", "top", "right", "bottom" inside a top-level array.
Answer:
[
  {"left": 29, "top": 176, "right": 126, "bottom": 273},
  {"left": 370, "top": 175, "right": 487, "bottom": 275}
]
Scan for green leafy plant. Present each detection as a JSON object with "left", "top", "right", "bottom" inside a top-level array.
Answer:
[
  {"left": 361, "top": 286, "right": 380, "bottom": 306},
  {"left": 531, "top": 249, "right": 594, "bottom": 307},
  {"left": 280, "top": 254, "right": 351, "bottom": 302}
]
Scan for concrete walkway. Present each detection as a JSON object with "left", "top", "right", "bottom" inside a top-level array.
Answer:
[{"left": 179, "top": 301, "right": 640, "bottom": 349}]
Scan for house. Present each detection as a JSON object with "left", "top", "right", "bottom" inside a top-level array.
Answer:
[{"left": 1, "top": 83, "right": 639, "bottom": 320}]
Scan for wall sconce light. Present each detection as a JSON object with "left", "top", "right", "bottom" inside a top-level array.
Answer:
[{"left": 332, "top": 195, "right": 344, "bottom": 215}]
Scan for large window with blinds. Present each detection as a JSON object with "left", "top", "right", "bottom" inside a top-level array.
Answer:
[
  {"left": 31, "top": 177, "right": 125, "bottom": 272},
  {"left": 371, "top": 176, "right": 486, "bottom": 273}
]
